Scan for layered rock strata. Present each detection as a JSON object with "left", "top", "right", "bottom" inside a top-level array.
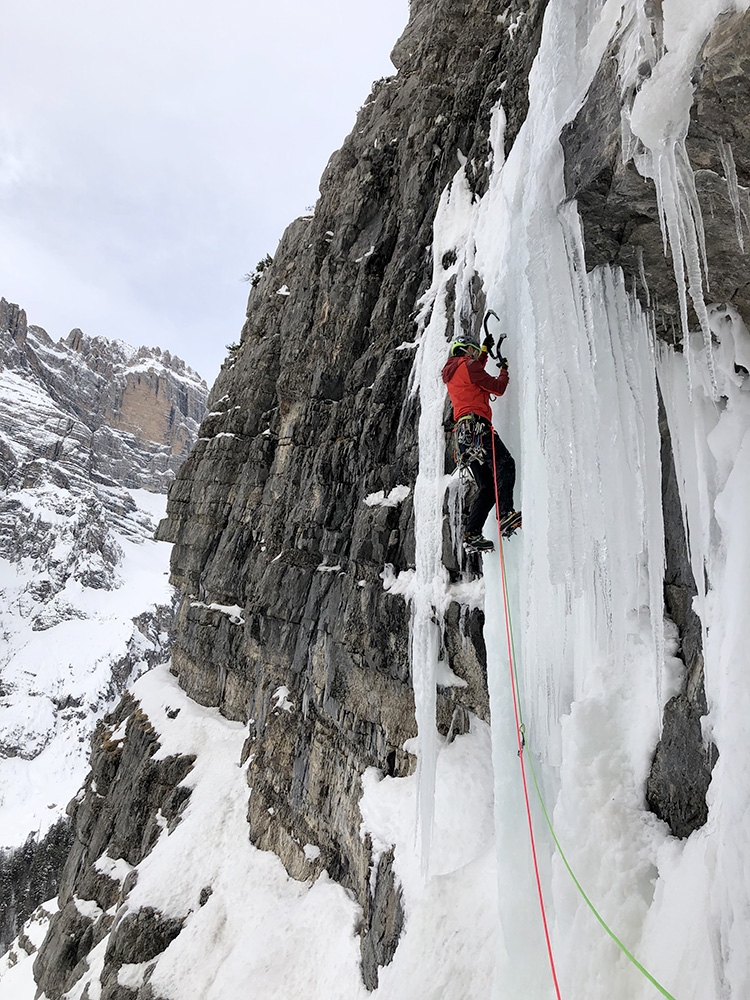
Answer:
[{"left": 0, "top": 298, "right": 207, "bottom": 496}]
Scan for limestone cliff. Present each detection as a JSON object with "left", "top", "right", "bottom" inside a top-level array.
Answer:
[
  {"left": 0, "top": 299, "right": 207, "bottom": 495},
  {"left": 155, "top": 0, "right": 551, "bottom": 982}
]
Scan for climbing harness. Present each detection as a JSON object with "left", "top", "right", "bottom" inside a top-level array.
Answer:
[
  {"left": 489, "top": 436, "right": 679, "bottom": 1000},
  {"left": 452, "top": 414, "right": 488, "bottom": 468}
]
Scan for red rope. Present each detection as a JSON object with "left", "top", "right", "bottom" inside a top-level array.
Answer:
[{"left": 490, "top": 429, "right": 562, "bottom": 1000}]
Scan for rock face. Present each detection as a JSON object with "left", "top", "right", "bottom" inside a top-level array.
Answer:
[
  {"left": 32, "top": 695, "right": 195, "bottom": 1000},
  {"left": 155, "top": 0, "right": 549, "bottom": 984},
  {"left": 19, "top": 0, "right": 750, "bottom": 994}
]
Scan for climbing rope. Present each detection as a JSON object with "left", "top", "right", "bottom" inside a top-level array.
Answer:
[
  {"left": 490, "top": 430, "right": 563, "bottom": 1000},
  {"left": 489, "top": 432, "right": 678, "bottom": 1000}
]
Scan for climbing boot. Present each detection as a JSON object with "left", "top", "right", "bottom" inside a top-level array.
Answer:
[
  {"left": 463, "top": 531, "right": 495, "bottom": 553},
  {"left": 499, "top": 510, "right": 522, "bottom": 537}
]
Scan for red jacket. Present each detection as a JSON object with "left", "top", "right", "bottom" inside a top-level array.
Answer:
[{"left": 442, "top": 353, "right": 508, "bottom": 422}]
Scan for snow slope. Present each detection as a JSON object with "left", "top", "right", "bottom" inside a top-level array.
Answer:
[
  {"left": 0, "top": 666, "right": 498, "bottom": 1000},
  {"left": 0, "top": 487, "right": 173, "bottom": 850}
]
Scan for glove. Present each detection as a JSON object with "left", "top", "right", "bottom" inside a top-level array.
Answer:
[
  {"left": 498, "top": 355, "right": 509, "bottom": 370},
  {"left": 482, "top": 333, "right": 494, "bottom": 353}
]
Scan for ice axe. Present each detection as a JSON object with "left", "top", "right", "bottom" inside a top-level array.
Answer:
[{"left": 482, "top": 309, "right": 507, "bottom": 363}]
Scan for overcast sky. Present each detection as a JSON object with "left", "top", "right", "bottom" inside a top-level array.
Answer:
[{"left": 1, "top": 1, "right": 409, "bottom": 384}]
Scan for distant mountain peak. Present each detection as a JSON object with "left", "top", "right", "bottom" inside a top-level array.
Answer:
[{"left": 0, "top": 296, "right": 208, "bottom": 494}]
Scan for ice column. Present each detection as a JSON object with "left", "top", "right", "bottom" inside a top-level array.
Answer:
[
  {"left": 622, "top": 0, "right": 750, "bottom": 391},
  {"left": 408, "top": 169, "right": 476, "bottom": 874}
]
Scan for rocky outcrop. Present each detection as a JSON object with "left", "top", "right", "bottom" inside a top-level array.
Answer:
[
  {"left": 644, "top": 405, "right": 719, "bottom": 837},
  {"left": 32, "top": 695, "right": 195, "bottom": 1000}
]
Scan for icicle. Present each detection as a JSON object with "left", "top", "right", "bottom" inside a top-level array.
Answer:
[
  {"left": 677, "top": 149, "right": 718, "bottom": 385},
  {"left": 636, "top": 244, "right": 651, "bottom": 306},
  {"left": 718, "top": 137, "right": 745, "bottom": 253},
  {"left": 678, "top": 146, "right": 710, "bottom": 291},
  {"left": 559, "top": 200, "right": 598, "bottom": 367},
  {"left": 623, "top": 0, "right": 730, "bottom": 396},
  {"left": 642, "top": 139, "right": 718, "bottom": 394},
  {"left": 741, "top": 187, "right": 750, "bottom": 241},
  {"left": 446, "top": 472, "right": 464, "bottom": 562}
]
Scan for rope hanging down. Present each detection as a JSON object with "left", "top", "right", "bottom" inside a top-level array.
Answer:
[
  {"left": 489, "top": 433, "right": 678, "bottom": 1000},
  {"left": 490, "top": 431, "right": 562, "bottom": 1000}
]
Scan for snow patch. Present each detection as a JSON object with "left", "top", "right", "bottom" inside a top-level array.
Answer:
[
  {"left": 272, "top": 687, "right": 294, "bottom": 713},
  {"left": 363, "top": 485, "right": 411, "bottom": 508},
  {"left": 94, "top": 853, "right": 135, "bottom": 886},
  {"left": 189, "top": 601, "right": 245, "bottom": 626}
]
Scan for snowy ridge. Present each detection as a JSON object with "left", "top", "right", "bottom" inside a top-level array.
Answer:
[
  {"left": 28, "top": 326, "right": 204, "bottom": 393},
  {"left": 0, "top": 303, "right": 204, "bottom": 855}
]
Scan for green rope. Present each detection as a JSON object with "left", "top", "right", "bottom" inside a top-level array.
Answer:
[
  {"left": 496, "top": 547, "right": 678, "bottom": 1000},
  {"left": 523, "top": 741, "right": 677, "bottom": 1000}
]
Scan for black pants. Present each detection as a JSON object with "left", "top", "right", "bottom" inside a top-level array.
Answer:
[{"left": 466, "top": 425, "right": 515, "bottom": 535}]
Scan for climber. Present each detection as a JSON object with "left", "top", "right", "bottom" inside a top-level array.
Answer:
[{"left": 441, "top": 330, "right": 520, "bottom": 553}]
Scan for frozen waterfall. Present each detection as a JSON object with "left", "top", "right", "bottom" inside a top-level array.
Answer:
[{"left": 396, "top": 0, "right": 750, "bottom": 998}]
